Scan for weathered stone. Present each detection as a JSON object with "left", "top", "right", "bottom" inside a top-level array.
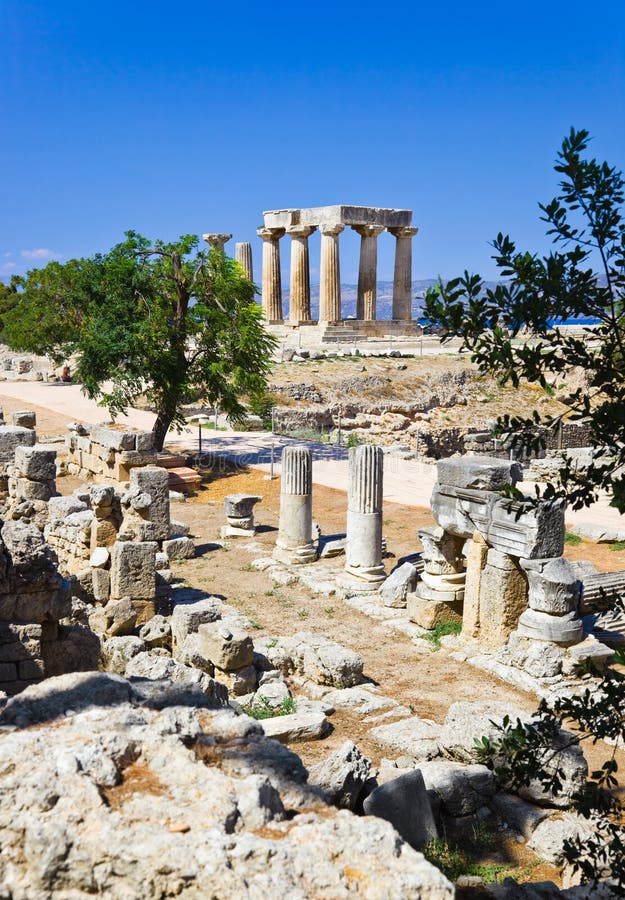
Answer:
[
  {"left": 344, "top": 444, "right": 385, "bottom": 588},
  {"left": 170, "top": 595, "right": 222, "bottom": 652},
  {"left": 163, "top": 536, "right": 195, "bottom": 560},
  {"left": 277, "top": 632, "right": 364, "bottom": 688},
  {"left": 198, "top": 621, "right": 254, "bottom": 671},
  {"left": 490, "top": 793, "right": 551, "bottom": 839},
  {"left": 416, "top": 760, "right": 495, "bottom": 817},
  {"left": 224, "top": 493, "right": 262, "bottom": 519},
  {"left": 308, "top": 740, "right": 372, "bottom": 810},
  {"left": 259, "top": 711, "right": 331, "bottom": 743},
  {"left": 91, "top": 424, "right": 136, "bottom": 451},
  {"left": 527, "top": 813, "right": 595, "bottom": 864},
  {"left": 437, "top": 457, "right": 522, "bottom": 491},
  {"left": 462, "top": 531, "right": 488, "bottom": 640},
  {"left": 521, "top": 557, "right": 581, "bottom": 615},
  {"left": 138, "top": 615, "right": 171, "bottom": 648},
  {"left": 407, "top": 594, "right": 462, "bottom": 629},
  {"left": 381, "top": 562, "right": 418, "bottom": 608},
  {"left": 11, "top": 410, "right": 36, "bottom": 429},
  {"left": 364, "top": 769, "right": 439, "bottom": 850},
  {"left": 174, "top": 632, "right": 214, "bottom": 675},
  {"left": 100, "top": 636, "right": 146, "bottom": 674},
  {"left": 14, "top": 445, "right": 56, "bottom": 481},
  {"left": 0, "top": 425, "right": 36, "bottom": 463},
  {"left": 129, "top": 466, "right": 170, "bottom": 541},
  {"left": 517, "top": 608, "right": 584, "bottom": 645},
  {"left": 274, "top": 446, "right": 316, "bottom": 565},
  {"left": 89, "top": 547, "right": 110, "bottom": 569},
  {"left": 478, "top": 553, "right": 527, "bottom": 648},
  {"left": 91, "top": 567, "right": 110, "bottom": 603},
  {"left": 48, "top": 496, "right": 88, "bottom": 519},
  {"left": 215, "top": 663, "right": 257, "bottom": 696},
  {"left": 109, "top": 541, "right": 157, "bottom": 601},
  {"left": 91, "top": 597, "right": 137, "bottom": 637},
  {"left": 370, "top": 717, "right": 442, "bottom": 760}
]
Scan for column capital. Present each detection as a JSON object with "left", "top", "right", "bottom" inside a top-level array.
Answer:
[
  {"left": 257, "top": 226, "right": 285, "bottom": 241},
  {"left": 202, "top": 232, "right": 232, "bottom": 245},
  {"left": 319, "top": 223, "right": 345, "bottom": 237},
  {"left": 286, "top": 225, "right": 317, "bottom": 238},
  {"left": 388, "top": 226, "right": 419, "bottom": 239},
  {"left": 351, "top": 224, "right": 385, "bottom": 238}
]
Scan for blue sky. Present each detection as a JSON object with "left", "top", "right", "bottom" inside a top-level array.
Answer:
[{"left": 1, "top": 0, "right": 624, "bottom": 283}]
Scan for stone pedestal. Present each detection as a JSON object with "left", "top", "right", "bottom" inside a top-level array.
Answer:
[
  {"left": 389, "top": 226, "right": 418, "bottom": 321},
  {"left": 235, "top": 242, "right": 254, "bottom": 281},
  {"left": 274, "top": 446, "right": 316, "bottom": 565},
  {"left": 515, "top": 557, "right": 584, "bottom": 646},
  {"left": 462, "top": 532, "right": 488, "bottom": 641},
  {"left": 287, "top": 226, "right": 316, "bottom": 324},
  {"left": 478, "top": 550, "right": 528, "bottom": 649},
  {"left": 257, "top": 227, "right": 285, "bottom": 323},
  {"left": 408, "top": 526, "right": 465, "bottom": 628},
  {"left": 203, "top": 233, "right": 232, "bottom": 252},
  {"left": 319, "top": 224, "right": 344, "bottom": 323},
  {"left": 221, "top": 494, "right": 262, "bottom": 538},
  {"left": 342, "top": 444, "right": 385, "bottom": 590},
  {"left": 353, "top": 225, "right": 384, "bottom": 320}
]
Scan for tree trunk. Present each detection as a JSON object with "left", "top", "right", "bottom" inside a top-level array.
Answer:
[{"left": 152, "top": 411, "right": 172, "bottom": 452}]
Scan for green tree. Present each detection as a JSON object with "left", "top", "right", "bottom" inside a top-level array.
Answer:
[
  {"left": 5, "top": 232, "right": 276, "bottom": 449},
  {"left": 424, "top": 127, "right": 625, "bottom": 512},
  {"left": 425, "top": 130, "right": 625, "bottom": 892},
  {"left": 0, "top": 276, "right": 22, "bottom": 340}
]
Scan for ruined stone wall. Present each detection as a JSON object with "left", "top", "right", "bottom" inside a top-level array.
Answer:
[{"left": 65, "top": 423, "right": 156, "bottom": 484}]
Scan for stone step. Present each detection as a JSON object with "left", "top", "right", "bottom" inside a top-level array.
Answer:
[
  {"left": 167, "top": 467, "right": 202, "bottom": 493},
  {"left": 157, "top": 453, "right": 188, "bottom": 469}
]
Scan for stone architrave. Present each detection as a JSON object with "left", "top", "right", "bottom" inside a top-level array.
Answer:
[
  {"left": 388, "top": 226, "right": 418, "bottom": 321},
  {"left": 462, "top": 531, "right": 488, "bottom": 641},
  {"left": 352, "top": 224, "right": 384, "bottom": 321},
  {"left": 287, "top": 226, "right": 316, "bottom": 324},
  {"left": 478, "top": 549, "right": 528, "bottom": 649},
  {"left": 318, "top": 224, "right": 344, "bottom": 323},
  {"left": 274, "top": 446, "right": 317, "bottom": 565},
  {"left": 234, "top": 242, "right": 254, "bottom": 281},
  {"left": 343, "top": 444, "right": 385, "bottom": 589},
  {"left": 202, "top": 233, "right": 232, "bottom": 252},
  {"left": 257, "top": 227, "right": 285, "bottom": 323}
]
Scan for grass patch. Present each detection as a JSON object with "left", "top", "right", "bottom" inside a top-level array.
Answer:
[
  {"left": 297, "top": 608, "right": 309, "bottom": 620},
  {"left": 609, "top": 541, "right": 625, "bottom": 552},
  {"left": 423, "top": 824, "right": 538, "bottom": 885},
  {"left": 240, "top": 563, "right": 255, "bottom": 572},
  {"left": 564, "top": 532, "right": 582, "bottom": 546},
  {"left": 324, "top": 606, "right": 335, "bottom": 619},
  {"left": 423, "top": 619, "right": 462, "bottom": 649},
  {"left": 242, "top": 695, "right": 296, "bottom": 720}
]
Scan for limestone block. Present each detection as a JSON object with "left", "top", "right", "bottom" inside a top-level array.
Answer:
[
  {"left": 437, "top": 456, "right": 522, "bottom": 491},
  {"left": 197, "top": 621, "right": 253, "bottom": 671},
  {"left": 504, "top": 632, "right": 565, "bottom": 677},
  {"left": 135, "top": 431, "right": 154, "bottom": 451},
  {"left": 92, "top": 568, "right": 110, "bottom": 603},
  {"left": 109, "top": 541, "right": 157, "bottom": 601},
  {"left": 369, "top": 717, "right": 442, "bottom": 760},
  {"left": 91, "top": 425, "right": 136, "bottom": 451},
  {"left": 174, "top": 632, "right": 215, "bottom": 675},
  {"left": 170, "top": 596, "right": 222, "bottom": 652},
  {"left": 0, "top": 426, "right": 36, "bottom": 463},
  {"left": 89, "top": 484, "right": 115, "bottom": 509},
  {"left": 363, "top": 770, "right": 438, "bottom": 850},
  {"left": 100, "top": 636, "right": 146, "bottom": 674},
  {"left": 90, "top": 597, "right": 137, "bottom": 637},
  {"left": 169, "top": 518, "right": 190, "bottom": 536},
  {"left": 14, "top": 445, "right": 56, "bottom": 481},
  {"left": 48, "top": 496, "right": 88, "bottom": 520},
  {"left": 487, "top": 498, "right": 565, "bottom": 559},
  {"left": 462, "top": 532, "right": 488, "bottom": 640},
  {"left": 259, "top": 711, "right": 331, "bottom": 743},
  {"left": 89, "top": 547, "right": 110, "bottom": 569},
  {"left": 11, "top": 410, "right": 36, "bottom": 429},
  {"left": 215, "top": 663, "right": 257, "bottom": 696},
  {"left": 521, "top": 557, "right": 581, "bottom": 614},
  {"left": 118, "top": 450, "right": 158, "bottom": 467},
  {"left": 138, "top": 615, "right": 171, "bottom": 649},
  {"left": 516, "top": 608, "right": 584, "bottom": 645},
  {"left": 163, "top": 536, "right": 195, "bottom": 561},
  {"left": 430, "top": 485, "right": 494, "bottom": 539},
  {"left": 129, "top": 466, "right": 170, "bottom": 541},
  {"left": 380, "top": 562, "right": 418, "bottom": 608},
  {"left": 14, "top": 477, "right": 53, "bottom": 502},
  {"left": 155, "top": 551, "right": 170, "bottom": 570},
  {"left": 407, "top": 594, "right": 463, "bottom": 630},
  {"left": 90, "top": 517, "right": 117, "bottom": 550},
  {"left": 478, "top": 554, "right": 527, "bottom": 648},
  {"left": 417, "top": 760, "right": 495, "bottom": 817},
  {"left": 308, "top": 740, "right": 371, "bottom": 810}
]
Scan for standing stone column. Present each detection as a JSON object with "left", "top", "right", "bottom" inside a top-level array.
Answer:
[
  {"left": 274, "top": 446, "right": 317, "bottom": 564},
  {"left": 342, "top": 444, "right": 385, "bottom": 589},
  {"left": 235, "top": 242, "right": 254, "bottom": 281},
  {"left": 203, "top": 233, "right": 232, "bottom": 252},
  {"left": 353, "top": 225, "right": 384, "bottom": 320},
  {"left": 319, "top": 224, "right": 344, "bottom": 323},
  {"left": 388, "top": 226, "right": 418, "bottom": 321},
  {"left": 287, "top": 225, "right": 316, "bottom": 324},
  {"left": 257, "top": 227, "right": 285, "bottom": 323}
]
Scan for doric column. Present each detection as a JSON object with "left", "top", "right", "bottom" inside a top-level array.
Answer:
[
  {"left": 343, "top": 444, "right": 385, "bottom": 589},
  {"left": 287, "top": 225, "right": 316, "bottom": 324},
  {"left": 257, "top": 227, "right": 285, "bottom": 323},
  {"left": 388, "top": 226, "right": 418, "bottom": 320},
  {"left": 352, "top": 225, "right": 384, "bottom": 320},
  {"left": 202, "top": 233, "right": 232, "bottom": 252},
  {"left": 274, "top": 446, "right": 317, "bottom": 565},
  {"left": 235, "top": 242, "right": 253, "bottom": 281},
  {"left": 319, "top": 224, "right": 344, "bottom": 323}
]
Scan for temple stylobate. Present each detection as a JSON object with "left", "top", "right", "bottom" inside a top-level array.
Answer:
[{"left": 257, "top": 206, "right": 419, "bottom": 333}]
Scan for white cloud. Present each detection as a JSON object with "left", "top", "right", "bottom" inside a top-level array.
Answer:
[
  {"left": 0, "top": 262, "right": 16, "bottom": 275},
  {"left": 20, "top": 248, "right": 61, "bottom": 261},
  {"left": 3, "top": 252, "right": 12, "bottom": 258}
]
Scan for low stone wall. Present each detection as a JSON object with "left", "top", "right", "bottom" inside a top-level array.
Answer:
[{"left": 65, "top": 423, "right": 156, "bottom": 483}]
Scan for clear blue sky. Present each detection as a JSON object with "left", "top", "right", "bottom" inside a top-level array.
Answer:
[{"left": 2, "top": 0, "right": 624, "bottom": 284}]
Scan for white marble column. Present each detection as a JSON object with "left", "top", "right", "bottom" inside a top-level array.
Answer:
[
  {"left": 235, "top": 242, "right": 253, "bottom": 281},
  {"left": 342, "top": 444, "right": 385, "bottom": 589},
  {"left": 389, "top": 226, "right": 418, "bottom": 320},
  {"left": 257, "top": 227, "right": 285, "bottom": 323},
  {"left": 274, "top": 446, "right": 317, "bottom": 564},
  {"left": 319, "top": 224, "right": 344, "bottom": 323},
  {"left": 203, "top": 233, "right": 232, "bottom": 252},
  {"left": 287, "top": 225, "right": 316, "bottom": 324},
  {"left": 353, "top": 224, "right": 384, "bottom": 320}
]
